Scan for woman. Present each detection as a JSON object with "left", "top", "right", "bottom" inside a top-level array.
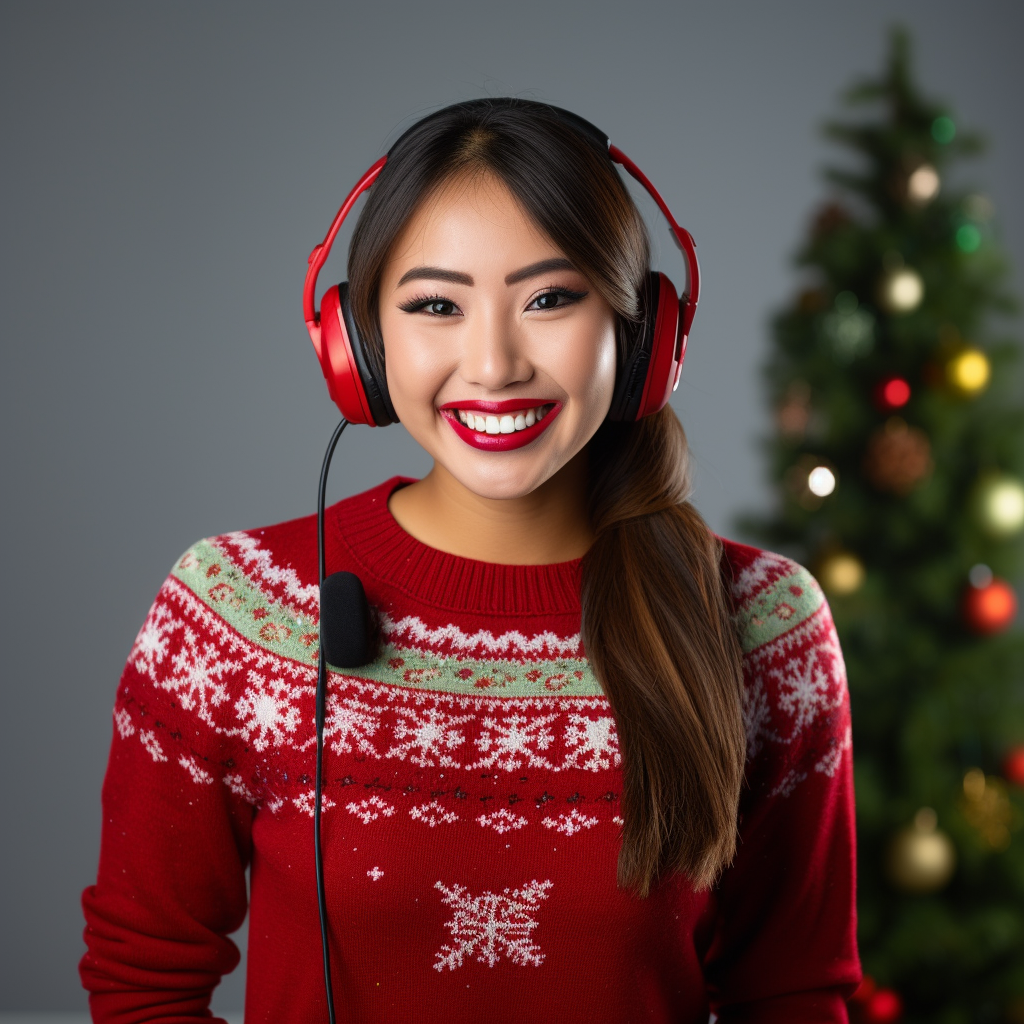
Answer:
[{"left": 81, "top": 98, "right": 860, "bottom": 1023}]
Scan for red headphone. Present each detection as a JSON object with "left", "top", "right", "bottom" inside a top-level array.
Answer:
[{"left": 302, "top": 105, "right": 700, "bottom": 426}]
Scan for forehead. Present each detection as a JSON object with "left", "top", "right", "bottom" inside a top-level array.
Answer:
[{"left": 384, "top": 169, "right": 563, "bottom": 276}]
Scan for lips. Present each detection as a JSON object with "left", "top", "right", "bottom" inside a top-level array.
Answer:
[{"left": 438, "top": 400, "right": 562, "bottom": 451}]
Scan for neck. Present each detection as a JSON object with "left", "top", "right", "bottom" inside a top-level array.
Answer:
[{"left": 387, "top": 452, "right": 594, "bottom": 565}]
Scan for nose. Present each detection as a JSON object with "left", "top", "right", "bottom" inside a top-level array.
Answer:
[{"left": 458, "top": 309, "right": 533, "bottom": 391}]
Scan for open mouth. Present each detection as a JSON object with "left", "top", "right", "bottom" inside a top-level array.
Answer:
[{"left": 439, "top": 400, "right": 562, "bottom": 451}]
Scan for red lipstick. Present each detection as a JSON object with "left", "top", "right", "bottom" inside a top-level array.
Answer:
[{"left": 438, "top": 400, "right": 562, "bottom": 452}]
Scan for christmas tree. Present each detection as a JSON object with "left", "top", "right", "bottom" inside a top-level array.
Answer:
[{"left": 740, "top": 29, "right": 1024, "bottom": 1024}]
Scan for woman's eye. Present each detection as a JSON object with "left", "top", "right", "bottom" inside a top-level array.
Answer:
[
  {"left": 528, "top": 288, "right": 587, "bottom": 311},
  {"left": 425, "top": 299, "right": 456, "bottom": 316}
]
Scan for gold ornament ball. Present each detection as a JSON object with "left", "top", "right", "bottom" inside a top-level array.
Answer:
[
  {"left": 973, "top": 475, "right": 1024, "bottom": 538},
  {"left": 946, "top": 347, "right": 991, "bottom": 396},
  {"left": 817, "top": 552, "right": 866, "bottom": 597},
  {"left": 886, "top": 807, "right": 956, "bottom": 893},
  {"left": 878, "top": 267, "right": 924, "bottom": 314}
]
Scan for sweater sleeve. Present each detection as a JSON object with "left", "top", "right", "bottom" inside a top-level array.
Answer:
[
  {"left": 703, "top": 553, "right": 861, "bottom": 1022},
  {"left": 80, "top": 552, "right": 256, "bottom": 1024}
]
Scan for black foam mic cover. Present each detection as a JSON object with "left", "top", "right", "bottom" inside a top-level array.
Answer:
[{"left": 319, "top": 571, "right": 373, "bottom": 668}]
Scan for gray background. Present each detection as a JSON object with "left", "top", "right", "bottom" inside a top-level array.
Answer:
[{"left": 2, "top": 0, "right": 1022, "bottom": 1014}]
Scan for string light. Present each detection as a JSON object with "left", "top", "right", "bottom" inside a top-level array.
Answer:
[
  {"left": 875, "top": 377, "right": 911, "bottom": 411},
  {"left": 946, "top": 348, "right": 990, "bottom": 396},
  {"left": 808, "top": 466, "right": 837, "bottom": 497},
  {"left": 907, "top": 164, "right": 940, "bottom": 204}
]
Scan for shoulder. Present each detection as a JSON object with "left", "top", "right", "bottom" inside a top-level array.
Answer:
[{"left": 717, "top": 537, "right": 851, "bottom": 799}]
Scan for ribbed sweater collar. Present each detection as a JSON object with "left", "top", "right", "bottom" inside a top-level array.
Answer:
[{"left": 330, "top": 476, "right": 583, "bottom": 618}]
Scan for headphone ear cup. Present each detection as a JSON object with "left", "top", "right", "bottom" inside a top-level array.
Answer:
[
  {"left": 338, "top": 284, "right": 398, "bottom": 426},
  {"left": 316, "top": 284, "right": 398, "bottom": 426},
  {"left": 607, "top": 271, "right": 682, "bottom": 422}
]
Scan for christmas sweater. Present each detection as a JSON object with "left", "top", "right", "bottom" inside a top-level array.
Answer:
[{"left": 80, "top": 476, "right": 860, "bottom": 1024}]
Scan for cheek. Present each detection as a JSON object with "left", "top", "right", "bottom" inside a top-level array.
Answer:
[
  {"left": 380, "top": 317, "right": 448, "bottom": 419},
  {"left": 561, "top": 315, "right": 618, "bottom": 417}
]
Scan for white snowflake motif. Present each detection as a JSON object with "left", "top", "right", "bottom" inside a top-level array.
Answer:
[
  {"left": 769, "top": 635, "right": 845, "bottom": 739},
  {"left": 321, "top": 692, "right": 384, "bottom": 757},
  {"left": 367, "top": 866, "right": 384, "bottom": 881},
  {"left": 542, "top": 809, "right": 598, "bottom": 836},
  {"left": 815, "top": 724, "right": 853, "bottom": 778},
  {"left": 234, "top": 670, "right": 302, "bottom": 751},
  {"left": 346, "top": 795, "right": 396, "bottom": 824},
  {"left": 770, "top": 769, "right": 808, "bottom": 799},
  {"left": 164, "top": 626, "right": 237, "bottom": 724},
  {"left": 294, "top": 789, "right": 337, "bottom": 817},
  {"left": 113, "top": 706, "right": 135, "bottom": 739},
  {"left": 178, "top": 755, "right": 214, "bottom": 785},
  {"left": 224, "top": 773, "right": 258, "bottom": 805},
  {"left": 476, "top": 808, "right": 528, "bottom": 834},
  {"left": 131, "top": 601, "right": 178, "bottom": 677},
  {"left": 612, "top": 815, "right": 624, "bottom": 826},
  {"left": 433, "top": 878, "right": 553, "bottom": 971},
  {"left": 471, "top": 713, "right": 558, "bottom": 772},
  {"left": 410, "top": 801, "right": 460, "bottom": 827},
  {"left": 139, "top": 730, "right": 167, "bottom": 763},
  {"left": 561, "top": 714, "right": 621, "bottom": 771},
  {"left": 384, "top": 704, "right": 475, "bottom": 768}
]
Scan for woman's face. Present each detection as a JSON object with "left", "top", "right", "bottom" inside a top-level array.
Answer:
[{"left": 378, "top": 170, "right": 618, "bottom": 501}]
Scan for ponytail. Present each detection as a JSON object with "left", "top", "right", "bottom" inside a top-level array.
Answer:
[{"left": 583, "top": 409, "right": 746, "bottom": 895}]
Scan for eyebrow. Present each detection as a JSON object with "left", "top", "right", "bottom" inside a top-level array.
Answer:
[
  {"left": 395, "top": 256, "right": 577, "bottom": 289},
  {"left": 397, "top": 266, "right": 474, "bottom": 287},
  {"left": 504, "top": 257, "right": 576, "bottom": 285}
]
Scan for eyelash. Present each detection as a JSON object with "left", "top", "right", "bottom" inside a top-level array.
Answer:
[{"left": 398, "top": 286, "right": 588, "bottom": 317}]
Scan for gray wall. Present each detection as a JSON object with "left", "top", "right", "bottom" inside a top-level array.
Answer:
[{"left": 2, "top": 0, "right": 1021, "bottom": 1012}]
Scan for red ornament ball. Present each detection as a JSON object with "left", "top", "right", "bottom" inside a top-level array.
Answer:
[
  {"left": 1004, "top": 747, "right": 1024, "bottom": 787},
  {"left": 865, "top": 989, "right": 904, "bottom": 1023},
  {"left": 963, "top": 579, "right": 1018, "bottom": 634},
  {"left": 875, "top": 377, "right": 911, "bottom": 411}
]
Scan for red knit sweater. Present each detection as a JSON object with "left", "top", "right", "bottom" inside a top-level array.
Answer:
[{"left": 80, "top": 477, "right": 860, "bottom": 1023}]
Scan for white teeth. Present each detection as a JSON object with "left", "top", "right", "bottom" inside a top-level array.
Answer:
[{"left": 456, "top": 405, "right": 552, "bottom": 433}]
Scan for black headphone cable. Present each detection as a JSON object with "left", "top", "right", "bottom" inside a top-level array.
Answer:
[{"left": 315, "top": 418, "right": 348, "bottom": 1024}]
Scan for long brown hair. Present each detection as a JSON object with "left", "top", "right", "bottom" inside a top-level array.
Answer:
[{"left": 348, "top": 99, "right": 746, "bottom": 897}]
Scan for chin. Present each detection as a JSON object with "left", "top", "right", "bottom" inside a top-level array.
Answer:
[{"left": 444, "top": 450, "right": 559, "bottom": 502}]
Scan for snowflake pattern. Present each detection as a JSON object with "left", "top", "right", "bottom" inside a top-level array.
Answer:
[
  {"left": 139, "top": 730, "right": 167, "bottom": 763},
  {"left": 385, "top": 704, "right": 475, "bottom": 768},
  {"left": 294, "top": 788, "right": 337, "bottom": 817},
  {"left": 542, "top": 809, "right": 599, "bottom": 836},
  {"left": 320, "top": 692, "right": 384, "bottom": 757},
  {"left": 561, "top": 714, "right": 620, "bottom": 771},
  {"left": 178, "top": 755, "right": 214, "bottom": 785},
  {"left": 164, "top": 626, "right": 237, "bottom": 724},
  {"left": 113, "top": 706, "right": 135, "bottom": 739},
  {"left": 234, "top": 669, "right": 302, "bottom": 751},
  {"left": 432, "top": 878, "right": 553, "bottom": 971},
  {"left": 346, "top": 795, "right": 396, "bottom": 824},
  {"left": 131, "top": 601, "right": 177, "bottom": 675},
  {"left": 367, "top": 866, "right": 384, "bottom": 881},
  {"left": 476, "top": 808, "right": 528, "bottom": 834},
  {"left": 769, "top": 632, "right": 846, "bottom": 737},
  {"left": 471, "top": 713, "right": 558, "bottom": 771},
  {"left": 410, "top": 801, "right": 460, "bottom": 827}
]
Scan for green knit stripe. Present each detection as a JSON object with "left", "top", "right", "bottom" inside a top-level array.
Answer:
[
  {"left": 734, "top": 566, "right": 825, "bottom": 654},
  {"left": 172, "top": 539, "right": 322, "bottom": 665},
  {"left": 170, "top": 539, "right": 603, "bottom": 697},
  {"left": 347, "top": 645, "right": 602, "bottom": 697}
]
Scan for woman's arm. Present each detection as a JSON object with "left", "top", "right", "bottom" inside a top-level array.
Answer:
[
  {"left": 80, "top": 557, "right": 256, "bottom": 1023},
  {"left": 704, "top": 550, "right": 861, "bottom": 1022}
]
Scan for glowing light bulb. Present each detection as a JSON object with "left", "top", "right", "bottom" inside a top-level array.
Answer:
[
  {"left": 907, "top": 164, "right": 940, "bottom": 204},
  {"left": 807, "top": 466, "right": 836, "bottom": 497},
  {"left": 877, "top": 377, "right": 911, "bottom": 410},
  {"left": 880, "top": 268, "right": 924, "bottom": 313}
]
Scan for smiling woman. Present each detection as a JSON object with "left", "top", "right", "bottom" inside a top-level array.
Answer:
[{"left": 80, "top": 99, "right": 860, "bottom": 1024}]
